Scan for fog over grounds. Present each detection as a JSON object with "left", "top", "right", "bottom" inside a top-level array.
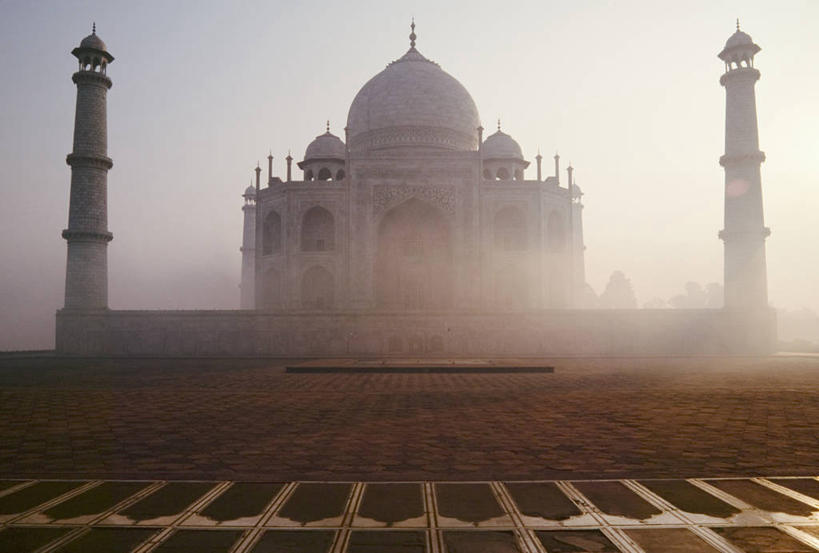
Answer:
[{"left": 1, "top": 0, "right": 817, "bottom": 349}]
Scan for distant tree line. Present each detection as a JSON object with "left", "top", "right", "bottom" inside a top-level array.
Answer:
[{"left": 586, "top": 271, "right": 819, "bottom": 352}]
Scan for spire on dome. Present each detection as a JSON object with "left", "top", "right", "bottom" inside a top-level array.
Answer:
[
  {"left": 736, "top": 18, "right": 740, "bottom": 31},
  {"left": 92, "top": 22, "right": 96, "bottom": 34},
  {"left": 497, "top": 118, "right": 501, "bottom": 132},
  {"left": 326, "top": 120, "right": 330, "bottom": 133},
  {"left": 409, "top": 18, "right": 416, "bottom": 50}
]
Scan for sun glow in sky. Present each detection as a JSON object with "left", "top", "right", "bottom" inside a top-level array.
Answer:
[{"left": 0, "top": 0, "right": 817, "bottom": 349}]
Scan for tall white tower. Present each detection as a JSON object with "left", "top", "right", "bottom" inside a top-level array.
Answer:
[
  {"left": 63, "top": 25, "right": 114, "bottom": 310},
  {"left": 239, "top": 183, "right": 257, "bottom": 309},
  {"left": 718, "top": 22, "right": 769, "bottom": 312}
]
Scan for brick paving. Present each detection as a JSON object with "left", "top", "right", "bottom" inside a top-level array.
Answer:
[{"left": 0, "top": 356, "right": 817, "bottom": 481}]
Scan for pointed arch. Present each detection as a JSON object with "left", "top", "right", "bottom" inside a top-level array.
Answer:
[
  {"left": 262, "top": 211, "right": 282, "bottom": 255},
  {"left": 494, "top": 206, "right": 527, "bottom": 251},
  {"left": 301, "top": 265, "right": 334, "bottom": 309},
  {"left": 375, "top": 198, "right": 453, "bottom": 309},
  {"left": 496, "top": 267, "right": 528, "bottom": 310},
  {"left": 301, "top": 206, "right": 335, "bottom": 251},
  {"left": 262, "top": 268, "right": 281, "bottom": 309},
  {"left": 547, "top": 210, "right": 566, "bottom": 252}
]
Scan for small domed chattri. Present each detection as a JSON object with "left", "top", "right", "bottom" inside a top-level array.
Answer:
[
  {"left": 482, "top": 128, "right": 524, "bottom": 161},
  {"left": 79, "top": 22, "right": 108, "bottom": 52},
  {"left": 304, "top": 125, "right": 346, "bottom": 161}
]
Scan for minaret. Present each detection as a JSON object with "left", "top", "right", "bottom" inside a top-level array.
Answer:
[
  {"left": 62, "top": 25, "right": 114, "bottom": 310},
  {"left": 718, "top": 22, "right": 770, "bottom": 311},
  {"left": 285, "top": 151, "right": 293, "bottom": 182},
  {"left": 239, "top": 181, "right": 257, "bottom": 309},
  {"left": 566, "top": 164, "right": 575, "bottom": 306}
]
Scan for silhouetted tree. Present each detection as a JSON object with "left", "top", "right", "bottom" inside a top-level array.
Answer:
[
  {"left": 578, "top": 283, "right": 599, "bottom": 308},
  {"left": 670, "top": 282, "right": 706, "bottom": 308},
  {"left": 643, "top": 297, "right": 667, "bottom": 309},
  {"left": 669, "top": 281, "right": 723, "bottom": 308},
  {"left": 705, "top": 282, "right": 723, "bottom": 308},
  {"left": 599, "top": 271, "right": 637, "bottom": 309}
]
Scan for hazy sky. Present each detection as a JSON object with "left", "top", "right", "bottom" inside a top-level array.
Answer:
[{"left": 1, "top": 0, "right": 817, "bottom": 350}]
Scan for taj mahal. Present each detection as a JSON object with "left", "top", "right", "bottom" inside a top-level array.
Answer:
[
  {"left": 55, "top": 22, "right": 776, "bottom": 356},
  {"left": 240, "top": 22, "right": 584, "bottom": 315}
]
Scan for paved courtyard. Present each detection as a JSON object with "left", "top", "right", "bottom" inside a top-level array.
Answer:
[
  {"left": 0, "top": 356, "right": 818, "bottom": 481},
  {"left": 2, "top": 355, "right": 819, "bottom": 551}
]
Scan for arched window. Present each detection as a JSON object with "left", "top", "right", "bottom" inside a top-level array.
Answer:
[
  {"left": 496, "top": 267, "right": 528, "bottom": 309},
  {"left": 483, "top": 168, "right": 491, "bottom": 179},
  {"left": 318, "top": 167, "right": 332, "bottom": 181},
  {"left": 514, "top": 169, "right": 523, "bottom": 181},
  {"left": 547, "top": 210, "right": 566, "bottom": 252},
  {"left": 262, "top": 211, "right": 282, "bottom": 255},
  {"left": 305, "top": 169, "right": 314, "bottom": 181},
  {"left": 301, "top": 206, "right": 335, "bottom": 251},
  {"left": 301, "top": 266, "right": 334, "bottom": 309},
  {"left": 494, "top": 206, "right": 527, "bottom": 251},
  {"left": 335, "top": 169, "right": 345, "bottom": 181},
  {"left": 496, "top": 167, "right": 510, "bottom": 181}
]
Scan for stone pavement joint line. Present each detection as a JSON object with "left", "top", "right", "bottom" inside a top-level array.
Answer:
[{"left": 0, "top": 477, "right": 818, "bottom": 552}]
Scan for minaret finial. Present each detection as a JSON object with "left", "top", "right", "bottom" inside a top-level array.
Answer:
[
  {"left": 736, "top": 18, "right": 740, "bottom": 31},
  {"left": 92, "top": 22, "right": 96, "bottom": 34},
  {"left": 497, "top": 118, "right": 501, "bottom": 132},
  {"left": 409, "top": 18, "right": 416, "bottom": 49},
  {"left": 326, "top": 120, "right": 330, "bottom": 133}
]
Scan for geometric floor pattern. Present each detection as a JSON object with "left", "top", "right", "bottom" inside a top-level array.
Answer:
[{"left": 2, "top": 477, "right": 819, "bottom": 552}]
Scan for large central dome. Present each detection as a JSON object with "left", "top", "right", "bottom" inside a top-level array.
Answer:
[{"left": 346, "top": 36, "right": 480, "bottom": 154}]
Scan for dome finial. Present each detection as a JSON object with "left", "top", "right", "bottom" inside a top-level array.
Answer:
[
  {"left": 326, "top": 120, "right": 330, "bottom": 133},
  {"left": 92, "top": 22, "right": 96, "bottom": 34},
  {"left": 736, "top": 18, "right": 740, "bottom": 31},
  {"left": 409, "top": 18, "right": 416, "bottom": 49},
  {"left": 497, "top": 118, "right": 501, "bottom": 132}
]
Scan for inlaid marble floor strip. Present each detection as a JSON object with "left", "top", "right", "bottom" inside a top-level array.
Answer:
[{"left": 0, "top": 476, "right": 817, "bottom": 552}]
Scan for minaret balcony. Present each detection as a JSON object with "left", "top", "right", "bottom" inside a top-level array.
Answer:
[
  {"left": 72, "top": 70, "right": 113, "bottom": 89},
  {"left": 718, "top": 227, "right": 771, "bottom": 241},
  {"left": 719, "top": 151, "right": 765, "bottom": 167},
  {"left": 66, "top": 152, "right": 114, "bottom": 169},
  {"left": 719, "top": 67, "right": 760, "bottom": 86}
]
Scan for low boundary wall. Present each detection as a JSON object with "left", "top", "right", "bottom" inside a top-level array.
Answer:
[{"left": 55, "top": 308, "right": 776, "bottom": 356}]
